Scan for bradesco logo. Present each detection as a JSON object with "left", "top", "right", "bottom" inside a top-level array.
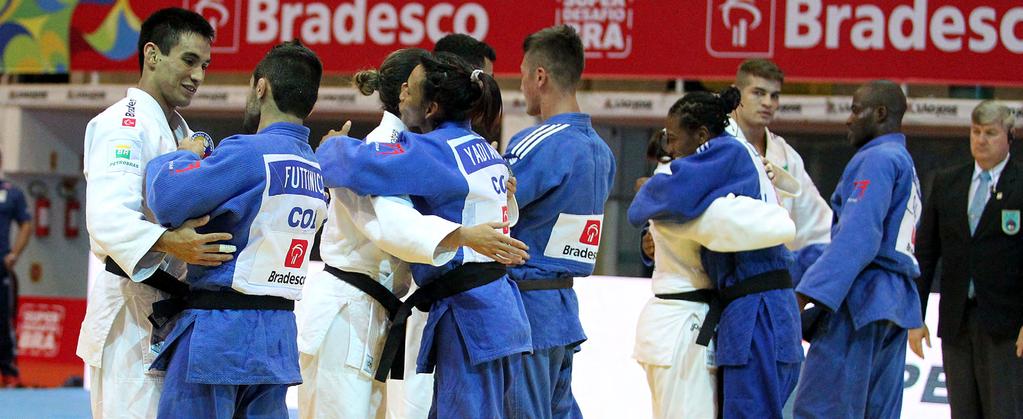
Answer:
[
  {"left": 185, "top": 0, "right": 244, "bottom": 53},
  {"left": 785, "top": 1, "right": 1023, "bottom": 54},
  {"left": 284, "top": 238, "right": 308, "bottom": 269},
  {"left": 706, "top": 0, "right": 776, "bottom": 58},
  {"left": 578, "top": 219, "right": 601, "bottom": 246},
  {"left": 246, "top": 0, "right": 489, "bottom": 46}
]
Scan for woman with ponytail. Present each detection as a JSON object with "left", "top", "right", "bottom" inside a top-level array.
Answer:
[
  {"left": 629, "top": 87, "right": 804, "bottom": 419},
  {"left": 297, "top": 49, "right": 526, "bottom": 419},
  {"left": 315, "top": 52, "right": 530, "bottom": 418}
]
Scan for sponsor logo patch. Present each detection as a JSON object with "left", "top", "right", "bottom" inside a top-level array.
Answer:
[
  {"left": 579, "top": 220, "right": 602, "bottom": 246},
  {"left": 543, "top": 213, "right": 604, "bottom": 264},
  {"left": 109, "top": 141, "right": 141, "bottom": 173},
  {"left": 121, "top": 118, "right": 136, "bottom": 127},
  {"left": 284, "top": 238, "right": 308, "bottom": 269},
  {"left": 376, "top": 143, "right": 405, "bottom": 155}
]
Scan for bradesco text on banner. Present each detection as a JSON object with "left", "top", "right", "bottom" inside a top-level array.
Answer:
[{"left": 62, "top": 0, "right": 1023, "bottom": 85}]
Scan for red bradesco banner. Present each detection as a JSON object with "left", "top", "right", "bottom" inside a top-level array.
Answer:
[{"left": 69, "top": 0, "right": 1023, "bottom": 85}]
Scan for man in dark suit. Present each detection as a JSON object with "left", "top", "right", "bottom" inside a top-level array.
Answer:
[{"left": 910, "top": 100, "right": 1023, "bottom": 418}]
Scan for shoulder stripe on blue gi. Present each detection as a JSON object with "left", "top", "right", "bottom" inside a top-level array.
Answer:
[
  {"left": 510, "top": 124, "right": 568, "bottom": 158},
  {"left": 515, "top": 124, "right": 570, "bottom": 160}
]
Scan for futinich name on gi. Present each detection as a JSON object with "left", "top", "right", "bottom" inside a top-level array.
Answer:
[
  {"left": 284, "top": 166, "right": 325, "bottom": 192},
  {"left": 563, "top": 245, "right": 597, "bottom": 260},
  {"left": 267, "top": 270, "right": 305, "bottom": 285}
]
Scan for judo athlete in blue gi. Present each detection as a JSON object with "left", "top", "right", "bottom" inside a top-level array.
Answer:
[
  {"left": 629, "top": 88, "right": 803, "bottom": 419},
  {"left": 502, "top": 25, "right": 615, "bottom": 418},
  {"left": 793, "top": 80, "right": 924, "bottom": 419},
  {"left": 315, "top": 52, "right": 531, "bottom": 418},
  {"left": 144, "top": 41, "right": 327, "bottom": 418}
]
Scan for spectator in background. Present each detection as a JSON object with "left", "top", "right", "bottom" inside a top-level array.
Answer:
[
  {"left": 0, "top": 151, "right": 32, "bottom": 388},
  {"left": 910, "top": 100, "right": 1023, "bottom": 418}
]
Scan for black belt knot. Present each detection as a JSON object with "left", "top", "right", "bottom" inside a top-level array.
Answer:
[
  {"left": 656, "top": 269, "right": 793, "bottom": 347},
  {"left": 323, "top": 265, "right": 402, "bottom": 319},
  {"left": 374, "top": 262, "right": 506, "bottom": 382}
]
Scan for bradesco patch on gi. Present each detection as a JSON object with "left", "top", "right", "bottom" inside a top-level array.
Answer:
[
  {"left": 230, "top": 154, "right": 327, "bottom": 299},
  {"left": 544, "top": 213, "right": 604, "bottom": 264},
  {"left": 108, "top": 140, "right": 142, "bottom": 174}
]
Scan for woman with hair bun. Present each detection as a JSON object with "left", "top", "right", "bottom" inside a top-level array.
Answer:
[
  {"left": 316, "top": 52, "right": 530, "bottom": 418},
  {"left": 629, "top": 87, "right": 804, "bottom": 419},
  {"left": 296, "top": 49, "right": 527, "bottom": 419}
]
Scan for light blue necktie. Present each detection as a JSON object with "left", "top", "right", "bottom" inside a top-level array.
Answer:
[{"left": 967, "top": 170, "right": 991, "bottom": 299}]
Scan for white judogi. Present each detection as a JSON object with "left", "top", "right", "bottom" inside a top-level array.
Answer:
[
  {"left": 635, "top": 166, "right": 796, "bottom": 419},
  {"left": 296, "top": 111, "right": 460, "bottom": 419},
  {"left": 726, "top": 119, "right": 832, "bottom": 251},
  {"left": 77, "top": 88, "right": 190, "bottom": 418}
]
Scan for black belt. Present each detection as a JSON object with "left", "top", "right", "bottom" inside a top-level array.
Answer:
[
  {"left": 655, "top": 288, "right": 716, "bottom": 303},
  {"left": 104, "top": 257, "right": 189, "bottom": 297},
  {"left": 681, "top": 269, "right": 793, "bottom": 347},
  {"left": 374, "top": 262, "right": 506, "bottom": 382},
  {"left": 148, "top": 290, "right": 295, "bottom": 329},
  {"left": 324, "top": 265, "right": 401, "bottom": 318},
  {"left": 515, "top": 277, "right": 574, "bottom": 291}
]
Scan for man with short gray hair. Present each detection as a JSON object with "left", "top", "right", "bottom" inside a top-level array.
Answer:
[{"left": 910, "top": 100, "right": 1023, "bottom": 419}]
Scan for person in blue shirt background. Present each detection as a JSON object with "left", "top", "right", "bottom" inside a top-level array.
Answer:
[
  {"left": 793, "top": 80, "right": 924, "bottom": 418},
  {"left": 316, "top": 52, "right": 530, "bottom": 418},
  {"left": 144, "top": 41, "right": 327, "bottom": 419},
  {"left": 0, "top": 154, "right": 31, "bottom": 388},
  {"left": 629, "top": 88, "right": 802, "bottom": 419},
  {"left": 502, "top": 25, "right": 616, "bottom": 419}
]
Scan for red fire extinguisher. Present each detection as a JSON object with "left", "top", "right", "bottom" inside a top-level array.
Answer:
[
  {"left": 29, "top": 181, "right": 50, "bottom": 238},
  {"left": 59, "top": 180, "right": 80, "bottom": 238}
]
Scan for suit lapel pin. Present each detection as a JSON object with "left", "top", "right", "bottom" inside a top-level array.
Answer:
[{"left": 996, "top": 192, "right": 1003, "bottom": 200}]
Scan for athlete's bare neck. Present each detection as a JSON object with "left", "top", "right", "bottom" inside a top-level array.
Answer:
[
  {"left": 540, "top": 89, "right": 581, "bottom": 122},
  {"left": 136, "top": 79, "right": 175, "bottom": 123}
]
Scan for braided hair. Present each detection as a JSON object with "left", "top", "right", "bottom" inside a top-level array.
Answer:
[
  {"left": 420, "top": 52, "right": 502, "bottom": 135},
  {"left": 668, "top": 86, "right": 742, "bottom": 137}
]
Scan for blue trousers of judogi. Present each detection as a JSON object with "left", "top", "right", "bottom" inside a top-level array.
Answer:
[
  {"left": 720, "top": 305, "right": 801, "bottom": 419},
  {"left": 793, "top": 303, "right": 907, "bottom": 419},
  {"left": 507, "top": 344, "right": 583, "bottom": 419},
  {"left": 429, "top": 311, "right": 516, "bottom": 419},
  {"left": 156, "top": 326, "right": 289, "bottom": 419}
]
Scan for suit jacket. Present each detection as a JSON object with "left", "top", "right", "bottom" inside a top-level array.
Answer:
[{"left": 916, "top": 159, "right": 1023, "bottom": 339}]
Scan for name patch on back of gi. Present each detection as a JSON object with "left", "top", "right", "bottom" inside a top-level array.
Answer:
[
  {"left": 456, "top": 139, "right": 503, "bottom": 174},
  {"left": 268, "top": 160, "right": 327, "bottom": 202}
]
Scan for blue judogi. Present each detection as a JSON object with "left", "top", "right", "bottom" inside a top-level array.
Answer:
[
  {"left": 501, "top": 113, "right": 615, "bottom": 418},
  {"left": 793, "top": 133, "right": 923, "bottom": 418},
  {"left": 316, "top": 121, "right": 531, "bottom": 418},
  {"left": 145, "top": 123, "right": 328, "bottom": 418},
  {"left": 630, "top": 134, "right": 803, "bottom": 419}
]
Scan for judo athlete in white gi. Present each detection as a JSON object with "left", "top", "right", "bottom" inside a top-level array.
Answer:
[
  {"left": 793, "top": 81, "right": 924, "bottom": 418},
  {"left": 502, "top": 25, "right": 615, "bottom": 418},
  {"left": 296, "top": 48, "right": 527, "bottom": 419},
  {"left": 316, "top": 52, "right": 530, "bottom": 418},
  {"left": 144, "top": 41, "right": 327, "bottom": 418},
  {"left": 725, "top": 59, "right": 832, "bottom": 281},
  {"left": 630, "top": 88, "right": 804, "bottom": 419},
  {"left": 631, "top": 113, "right": 798, "bottom": 418},
  {"left": 76, "top": 9, "right": 231, "bottom": 418},
  {"left": 392, "top": 36, "right": 502, "bottom": 419}
]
